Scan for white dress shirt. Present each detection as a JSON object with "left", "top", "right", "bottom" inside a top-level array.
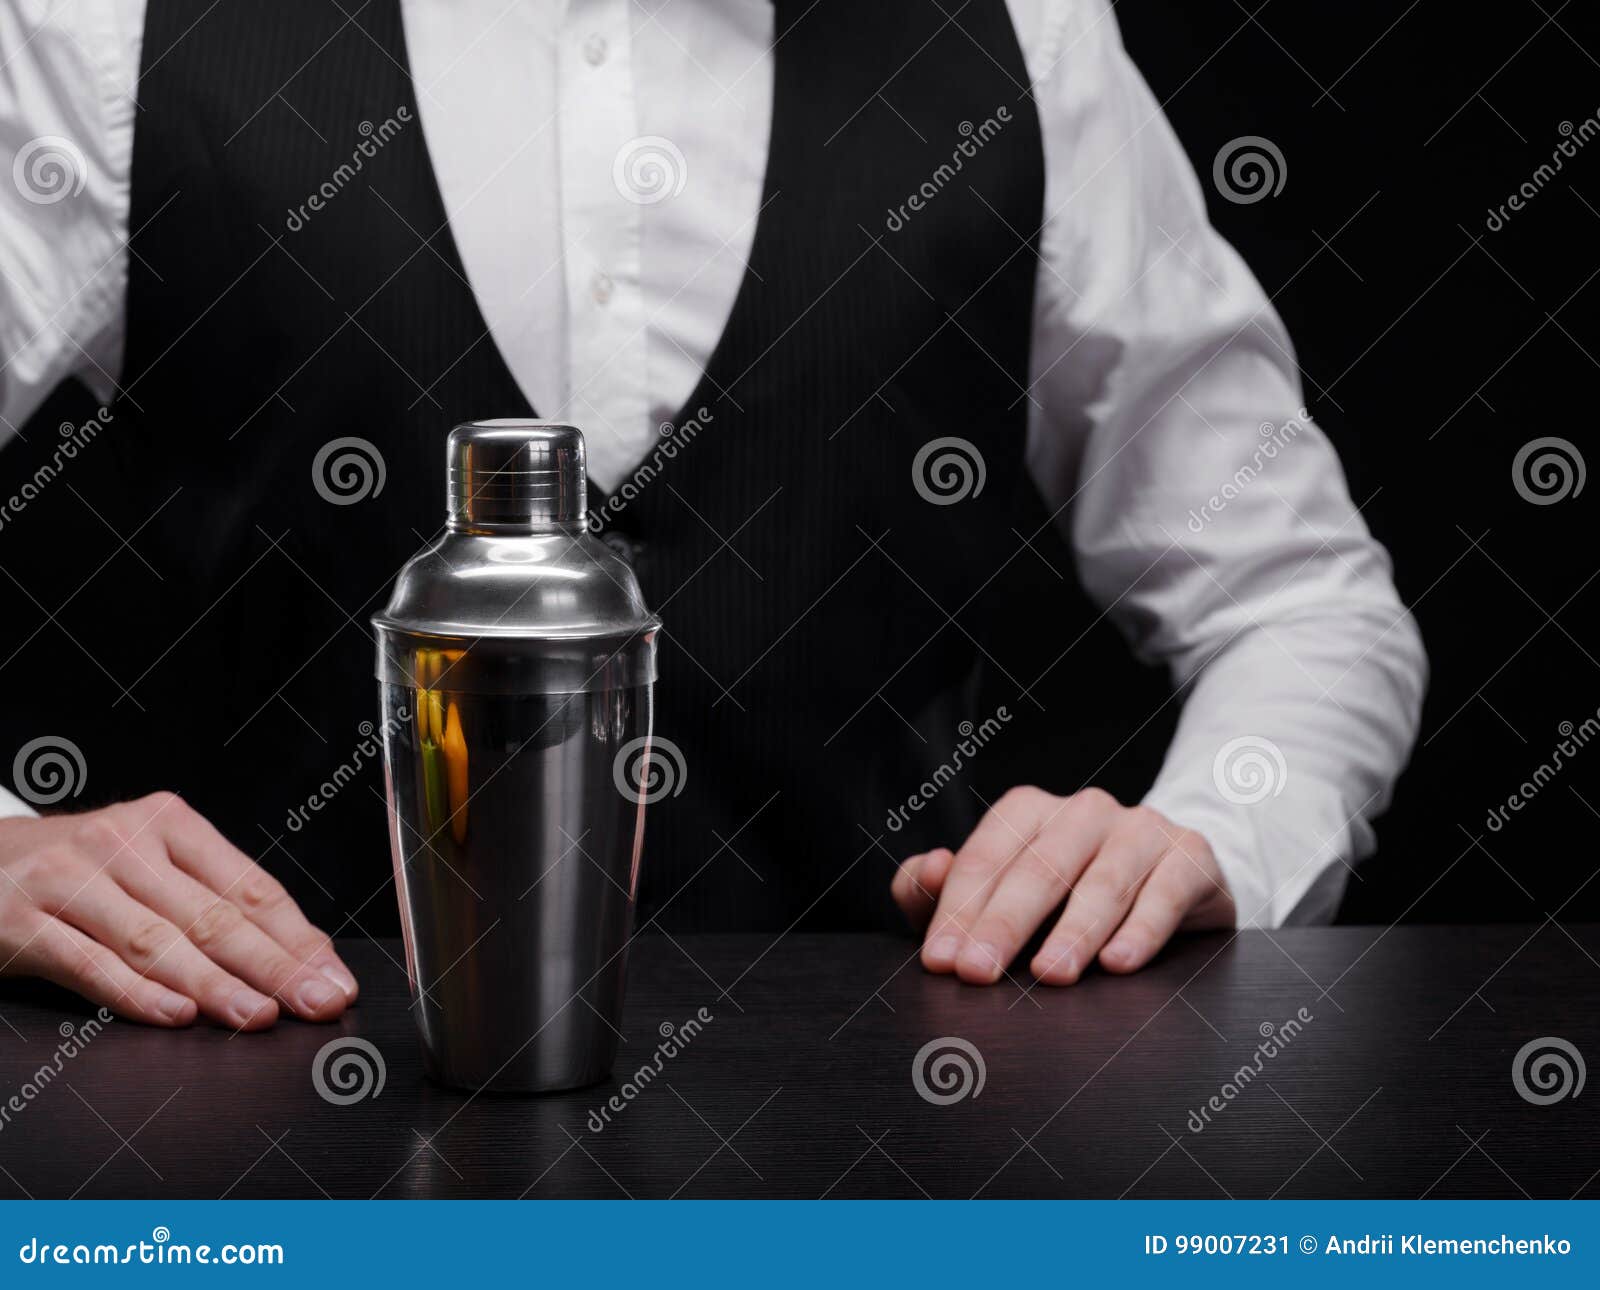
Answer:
[{"left": 0, "top": 0, "right": 1427, "bottom": 926}]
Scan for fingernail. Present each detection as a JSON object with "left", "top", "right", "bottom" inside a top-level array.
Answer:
[
  {"left": 295, "top": 976, "right": 337, "bottom": 1014},
  {"left": 158, "top": 991, "right": 192, "bottom": 1023},
  {"left": 924, "top": 934, "right": 961, "bottom": 968},
  {"left": 1035, "top": 947, "right": 1077, "bottom": 981},
  {"left": 318, "top": 962, "right": 358, "bottom": 1001},
  {"left": 1101, "top": 940, "right": 1133, "bottom": 968},
  {"left": 229, "top": 988, "right": 272, "bottom": 1027},
  {"left": 957, "top": 941, "right": 1002, "bottom": 981}
]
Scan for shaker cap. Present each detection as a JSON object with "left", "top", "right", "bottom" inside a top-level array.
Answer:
[
  {"left": 372, "top": 422, "right": 658, "bottom": 695},
  {"left": 449, "top": 421, "right": 586, "bottom": 529}
]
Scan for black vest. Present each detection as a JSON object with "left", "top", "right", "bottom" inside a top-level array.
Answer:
[{"left": 3, "top": 0, "right": 1171, "bottom": 933}]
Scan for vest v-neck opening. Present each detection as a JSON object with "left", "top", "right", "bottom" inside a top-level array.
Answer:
[{"left": 389, "top": 6, "right": 784, "bottom": 494}]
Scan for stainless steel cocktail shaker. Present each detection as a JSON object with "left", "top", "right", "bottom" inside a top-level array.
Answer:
[{"left": 373, "top": 422, "right": 660, "bottom": 1092}]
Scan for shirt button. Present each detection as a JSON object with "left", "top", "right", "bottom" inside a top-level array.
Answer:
[
  {"left": 584, "top": 34, "right": 608, "bottom": 66},
  {"left": 591, "top": 272, "right": 613, "bottom": 305}
]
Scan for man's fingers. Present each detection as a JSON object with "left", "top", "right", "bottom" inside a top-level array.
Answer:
[
  {"left": 891, "top": 849, "right": 954, "bottom": 931},
  {"left": 1099, "top": 841, "right": 1220, "bottom": 974},
  {"left": 43, "top": 871, "right": 278, "bottom": 1031},
  {"left": 111, "top": 852, "right": 348, "bottom": 1021},
  {"left": 1031, "top": 815, "right": 1170, "bottom": 984},
  {"left": 954, "top": 813, "right": 1106, "bottom": 984},
  {"left": 922, "top": 788, "right": 1051, "bottom": 972},
  {"left": 11, "top": 910, "right": 196, "bottom": 1027},
  {"left": 895, "top": 792, "right": 1229, "bottom": 987},
  {"left": 142, "top": 793, "right": 358, "bottom": 1001}
]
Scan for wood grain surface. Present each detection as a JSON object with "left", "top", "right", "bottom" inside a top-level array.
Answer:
[{"left": 1, "top": 927, "right": 1596, "bottom": 1198}]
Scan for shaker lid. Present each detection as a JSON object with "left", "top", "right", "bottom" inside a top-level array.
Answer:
[
  {"left": 372, "top": 422, "right": 659, "bottom": 694},
  {"left": 448, "top": 420, "right": 587, "bottom": 529}
]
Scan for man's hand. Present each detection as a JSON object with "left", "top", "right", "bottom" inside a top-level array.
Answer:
[
  {"left": 891, "top": 787, "right": 1234, "bottom": 984},
  {"left": 0, "top": 792, "right": 358, "bottom": 1029}
]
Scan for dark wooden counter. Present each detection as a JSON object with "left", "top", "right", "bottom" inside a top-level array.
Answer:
[{"left": 2, "top": 927, "right": 1596, "bottom": 1198}]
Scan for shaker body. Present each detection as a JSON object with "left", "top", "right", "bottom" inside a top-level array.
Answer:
[{"left": 379, "top": 675, "right": 651, "bottom": 1092}]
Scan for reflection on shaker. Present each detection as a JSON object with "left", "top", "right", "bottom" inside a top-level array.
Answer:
[
  {"left": 441, "top": 699, "right": 468, "bottom": 845},
  {"left": 412, "top": 648, "right": 469, "bottom": 845}
]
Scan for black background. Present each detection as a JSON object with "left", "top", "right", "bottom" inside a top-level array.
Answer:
[
  {"left": 1109, "top": 0, "right": 1597, "bottom": 924},
  {"left": 5, "top": 1, "right": 1597, "bottom": 927}
]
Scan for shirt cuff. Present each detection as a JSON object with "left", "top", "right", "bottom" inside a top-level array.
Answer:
[
  {"left": 1142, "top": 775, "right": 1365, "bottom": 929},
  {"left": 0, "top": 786, "right": 40, "bottom": 821}
]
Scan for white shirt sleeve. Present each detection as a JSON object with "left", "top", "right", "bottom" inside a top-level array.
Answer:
[
  {"left": 1021, "top": 1, "right": 1427, "bottom": 926},
  {"left": 1, "top": 0, "right": 140, "bottom": 820},
  {"left": 0, "top": 0, "right": 139, "bottom": 440}
]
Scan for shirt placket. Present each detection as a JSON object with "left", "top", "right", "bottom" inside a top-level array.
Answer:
[{"left": 557, "top": 0, "right": 650, "bottom": 488}]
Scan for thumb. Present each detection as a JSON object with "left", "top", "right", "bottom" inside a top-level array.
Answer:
[{"left": 890, "top": 848, "right": 956, "bottom": 931}]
